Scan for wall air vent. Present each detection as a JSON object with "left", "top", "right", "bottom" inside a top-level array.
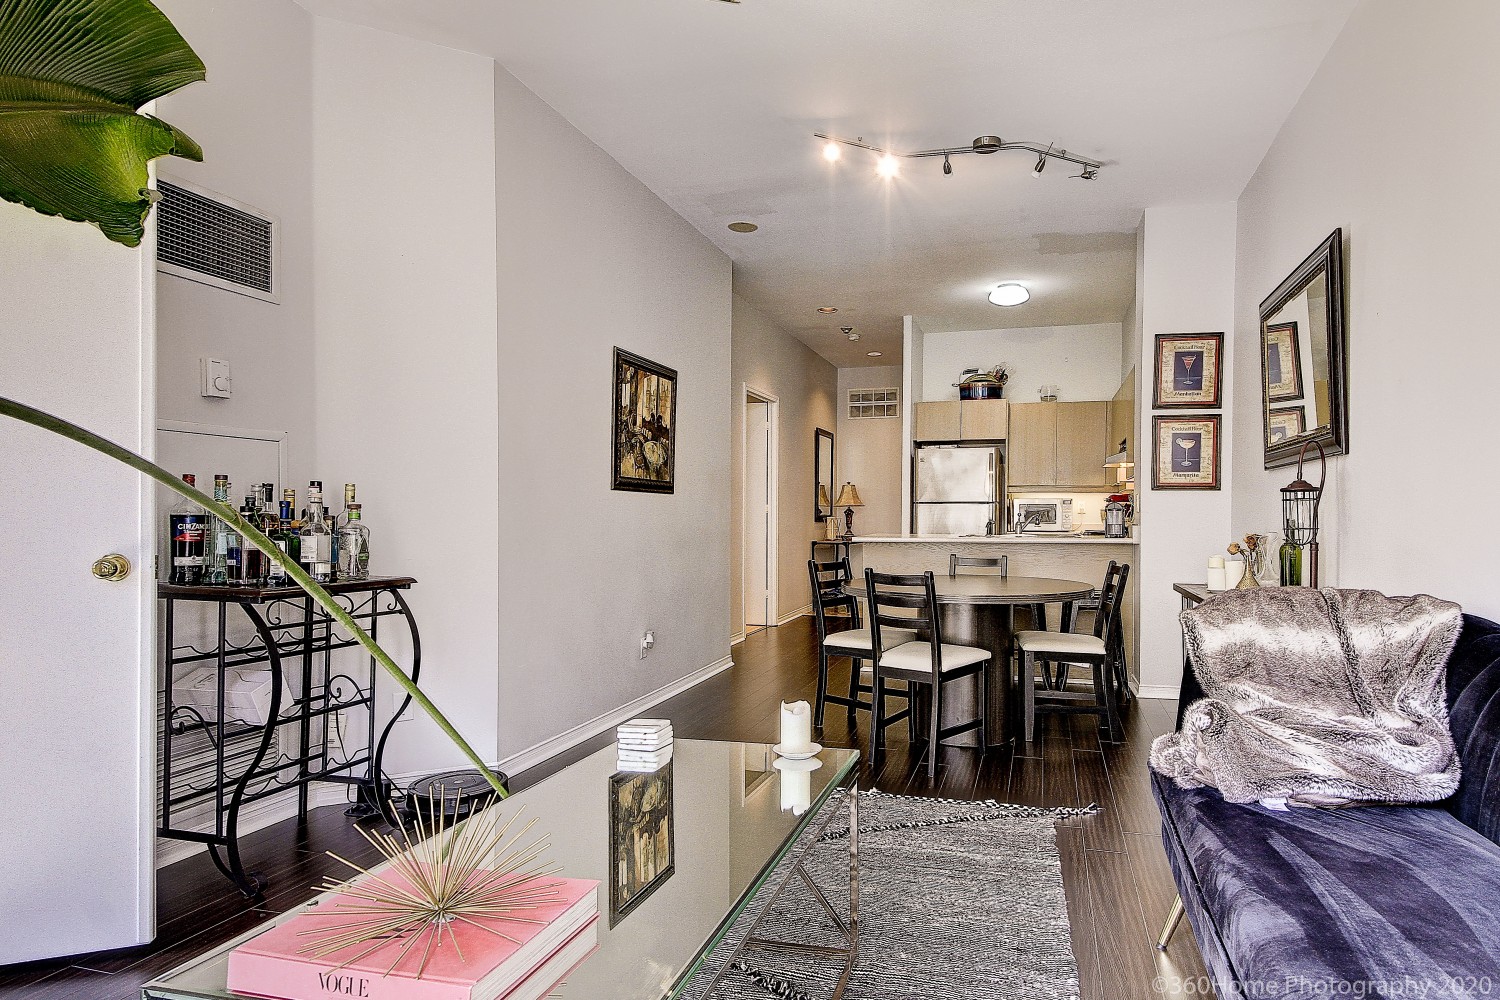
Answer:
[
  {"left": 155, "top": 178, "right": 279, "bottom": 303},
  {"left": 848, "top": 387, "right": 900, "bottom": 419}
]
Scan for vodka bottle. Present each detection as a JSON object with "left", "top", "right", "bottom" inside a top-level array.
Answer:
[
  {"left": 206, "top": 474, "right": 238, "bottom": 585},
  {"left": 167, "top": 474, "right": 207, "bottom": 585},
  {"left": 299, "top": 484, "right": 334, "bottom": 583},
  {"left": 337, "top": 503, "right": 370, "bottom": 581}
]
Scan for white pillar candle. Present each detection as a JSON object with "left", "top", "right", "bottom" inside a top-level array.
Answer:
[
  {"left": 780, "top": 768, "right": 812, "bottom": 815},
  {"left": 1206, "top": 567, "right": 1227, "bottom": 591},
  {"left": 779, "top": 701, "right": 813, "bottom": 753},
  {"left": 1208, "top": 555, "right": 1225, "bottom": 569}
]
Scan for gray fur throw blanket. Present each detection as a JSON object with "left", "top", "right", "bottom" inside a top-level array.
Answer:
[{"left": 1150, "top": 588, "right": 1463, "bottom": 808}]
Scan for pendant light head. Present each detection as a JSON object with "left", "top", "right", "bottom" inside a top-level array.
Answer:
[
  {"left": 1032, "top": 153, "right": 1047, "bottom": 177},
  {"left": 942, "top": 153, "right": 953, "bottom": 176},
  {"left": 843, "top": 327, "right": 859, "bottom": 342}
]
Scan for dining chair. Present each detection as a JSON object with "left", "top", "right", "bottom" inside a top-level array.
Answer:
[
  {"left": 807, "top": 558, "right": 912, "bottom": 728},
  {"left": 1012, "top": 561, "right": 1131, "bottom": 744},
  {"left": 948, "top": 553, "right": 1048, "bottom": 630},
  {"left": 865, "top": 568, "right": 989, "bottom": 778}
]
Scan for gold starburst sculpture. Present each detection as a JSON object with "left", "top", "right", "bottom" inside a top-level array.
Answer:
[{"left": 298, "top": 793, "right": 562, "bottom": 979}]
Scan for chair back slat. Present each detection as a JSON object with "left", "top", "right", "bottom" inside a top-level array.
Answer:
[
  {"left": 864, "top": 569, "right": 942, "bottom": 664},
  {"left": 1093, "top": 561, "right": 1130, "bottom": 643},
  {"left": 949, "top": 553, "right": 1008, "bottom": 577},
  {"left": 808, "top": 558, "right": 859, "bottom": 640}
]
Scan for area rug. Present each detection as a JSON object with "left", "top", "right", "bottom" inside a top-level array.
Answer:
[{"left": 679, "top": 790, "right": 1094, "bottom": 1000}]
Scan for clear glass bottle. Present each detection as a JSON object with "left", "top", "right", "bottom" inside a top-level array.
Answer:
[
  {"left": 337, "top": 503, "right": 370, "bottom": 581},
  {"left": 206, "top": 474, "right": 238, "bottom": 585},
  {"left": 167, "top": 473, "right": 207, "bottom": 585},
  {"left": 299, "top": 484, "right": 334, "bottom": 583},
  {"left": 239, "top": 496, "right": 267, "bottom": 586},
  {"left": 267, "top": 499, "right": 299, "bottom": 585}
]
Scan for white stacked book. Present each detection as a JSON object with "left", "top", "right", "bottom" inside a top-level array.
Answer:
[{"left": 617, "top": 719, "right": 672, "bottom": 772}]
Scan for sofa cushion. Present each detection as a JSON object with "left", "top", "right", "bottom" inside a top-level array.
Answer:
[
  {"left": 1444, "top": 614, "right": 1500, "bottom": 844},
  {"left": 1154, "top": 772, "right": 1500, "bottom": 995}
]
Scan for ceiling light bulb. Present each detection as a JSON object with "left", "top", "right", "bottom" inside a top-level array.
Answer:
[
  {"left": 1032, "top": 154, "right": 1047, "bottom": 177},
  {"left": 823, "top": 141, "right": 841, "bottom": 163},
  {"left": 988, "top": 283, "right": 1030, "bottom": 307},
  {"left": 876, "top": 154, "right": 899, "bottom": 179}
]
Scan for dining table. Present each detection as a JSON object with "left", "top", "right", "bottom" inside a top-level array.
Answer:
[{"left": 843, "top": 574, "right": 1096, "bottom": 747}]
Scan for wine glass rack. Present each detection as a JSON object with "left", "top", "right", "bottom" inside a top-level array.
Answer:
[{"left": 157, "top": 576, "right": 419, "bottom": 897}]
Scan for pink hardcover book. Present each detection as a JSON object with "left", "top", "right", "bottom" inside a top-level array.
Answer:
[{"left": 228, "top": 874, "right": 600, "bottom": 1000}]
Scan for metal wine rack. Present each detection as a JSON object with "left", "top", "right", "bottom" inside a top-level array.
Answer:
[{"left": 157, "top": 576, "right": 419, "bottom": 897}]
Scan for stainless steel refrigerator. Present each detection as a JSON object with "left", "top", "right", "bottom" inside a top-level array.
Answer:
[{"left": 912, "top": 444, "right": 1004, "bottom": 536}]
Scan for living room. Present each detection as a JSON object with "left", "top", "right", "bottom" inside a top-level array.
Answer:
[{"left": 2, "top": 2, "right": 1498, "bottom": 999}]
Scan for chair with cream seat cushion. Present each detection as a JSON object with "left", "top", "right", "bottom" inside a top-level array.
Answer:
[
  {"left": 808, "top": 558, "right": 912, "bottom": 729},
  {"left": 949, "top": 552, "right": 1049, "bottom": 630},
  {"left": 1012, "top": 561, "right": 1130, "bottom": 744},
  {"left": 865, "top": 568, "right": 989, "bottom": 778}
]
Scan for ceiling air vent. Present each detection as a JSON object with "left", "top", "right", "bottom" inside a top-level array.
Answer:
[{"left": 155, "top": 178, "right": 279, "bottom": 303}]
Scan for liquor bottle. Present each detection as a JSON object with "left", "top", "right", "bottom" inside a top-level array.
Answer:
[
  {"left": 167, "top": 474, "right": 207, "bottom": 585},
  {"left": 239, "top": 496, "right": 267, "bottom": 586},
  {"left": 1279, "top": 538, "right": 1303, "bottom": 587},
  {"left": 331, "top": 483, "right": 356, "bottom": 571},
  {"left": 299, "top": 483, "right": 334, "bottom": 583},
  {"left": 337, "top": 503, "right": 370, "bottom": 581},
  {"left": 207, "top": 474, "right": 238, "bottom": 585},
  {"left": 267, "top": 500, "right": 299, "bottom": 585}
]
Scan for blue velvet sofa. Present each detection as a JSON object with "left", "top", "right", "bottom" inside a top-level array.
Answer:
[{"left": 1153, "top": 613, "right": 1500, "bottom": 998}]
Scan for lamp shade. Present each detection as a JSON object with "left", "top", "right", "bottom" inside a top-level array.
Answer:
[
  {"left": 817, "top": 484, "right": 831, "bottom": 508},
  {"left": 833, "top": 483, "right": 864, "bottom": 508}
]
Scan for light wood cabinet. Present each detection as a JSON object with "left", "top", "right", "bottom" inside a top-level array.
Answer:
[
  {"left": 1108, "top": 368, "right": 1136, "bottom": 463},
  {"left": 914, "top": 401, "right": 961, "bottom": 441},
  {"left": 1006, "top": 403, "right": 1057, "bottom": 486},
  {"left": 959, "top": 399, "right": 1009, "bottom": 440},
  {"left": 1007, "top": 401, "right": 1112, "bottom": 489}
]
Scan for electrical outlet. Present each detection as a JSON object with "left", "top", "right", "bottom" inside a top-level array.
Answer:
[{"left": 640, "top": 630, "right": 656, "bottom": 659}]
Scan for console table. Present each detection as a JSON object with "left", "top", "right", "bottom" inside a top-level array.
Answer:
[{"left": 158, "top": 576, "right": 419, "bottom": 897}]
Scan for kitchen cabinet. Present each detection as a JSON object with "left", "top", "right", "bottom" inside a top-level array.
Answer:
[
  {"left": 913, "top": 399, "right": 1008, "bottom": 442},
  {"left": 1008, "top": 401, "right": 1112, "bottom": 489},
  {"left": 1108, "top": 368, "right": 1136, "bottom": 463}
]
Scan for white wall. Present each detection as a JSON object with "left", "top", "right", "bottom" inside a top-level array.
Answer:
[
  {"left": 837, "top": 366, "right": 904, "bottom": 536},
  {"left": 900, "top": 315, "right": 925, "bottom": 532},
  {"left": 1135, "top": 203, "right": 1237, "bottom": 697},
  {"left": 312, "top": 17, "right": 502, "bottom": 772},
  {"left": 729, "top": 294, "right": 838, "bottom": 637},
  {"left": 922, "top": 323, "right": 1124, "bottom": 403},
  {"left": 494, "top": 64, "right": 733, "bottom": 760},
  {"left": 1231, "top": 0, "right": 1500, "bottom": 622}
]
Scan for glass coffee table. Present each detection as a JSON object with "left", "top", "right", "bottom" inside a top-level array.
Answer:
[{"left": 143, "top": 738, "right": 860, "bottom": 999}]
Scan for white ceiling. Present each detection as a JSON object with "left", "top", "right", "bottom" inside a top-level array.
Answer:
[{"left": 301, "top": 0, "right": 1357, "bottom": 367}]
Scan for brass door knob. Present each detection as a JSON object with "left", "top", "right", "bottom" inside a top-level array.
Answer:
[{"left": 92, "top": 554, "right": 132, "bottom": 581}]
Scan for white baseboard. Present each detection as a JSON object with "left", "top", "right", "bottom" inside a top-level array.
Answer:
[
  {"left": 1136, "top": 684, "right": 1181, "bottom": 700},
  {"left": 776, "top": 605, "right": 811, "bottom": 626},
  {"left": 156, "top": 783, "right": 350, "bottom": 869},
  {"left": 730, "top": 630, "right": 746, "bottom": 645}
]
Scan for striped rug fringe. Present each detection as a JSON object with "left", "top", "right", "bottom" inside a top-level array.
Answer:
[{"left": 817, "top": 789, "right": 1099, "bottom": 843}]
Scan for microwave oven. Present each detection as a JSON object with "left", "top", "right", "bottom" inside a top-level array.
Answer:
[{"left": 1011, "top": 497, "right": 1074, "bottom": 533}]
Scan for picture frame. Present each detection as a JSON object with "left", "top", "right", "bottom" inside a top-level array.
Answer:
[
  {"left": 608, "top": 762, "right": 674, "bottom": 926},
  {"left": 1151, "top": 415, "right": 1221, "bottom": 490},
  {"left": 612, "top": 348, "right": 678, "bottom": 493},
  {"left": 1262, "top": 321, "right": 1303, "bottom": 404},
  {"left": 1266, "top": 406, "right": 1306, "bottom": 445},
  {"left": 1151, "top": 333, "right": 1223, "bottom": 409}
]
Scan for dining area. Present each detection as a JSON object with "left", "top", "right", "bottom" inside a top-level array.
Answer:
[{"left": 807, "top": 541, "right": 1134, "bottom": 775}]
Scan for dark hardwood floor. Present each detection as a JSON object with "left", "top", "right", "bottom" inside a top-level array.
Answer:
[{"left": 2, "top": 617, "right": 1207, "bottom": 999}]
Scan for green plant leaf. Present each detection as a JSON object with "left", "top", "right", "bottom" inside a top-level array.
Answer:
[
  {"left": 0, "top": 395, "right": 509, "bottom": 802},
  {"left": 0, "top": 0, "right": 206, "bottom": 246}
]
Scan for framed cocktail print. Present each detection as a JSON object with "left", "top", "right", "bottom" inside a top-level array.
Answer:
[
  {"left": 612, "top": 348, "right": 678, "bottom": 493},
  {"left": 1267, "top": 406, "right": 1306, "bottom": 444},
  {"left": 1151, "top": 415, "right": 1221, "bottom": 490},
  {"left": 1263, "top": 322, "right": 1303, "bottom": 403},
  {"left": 1152, "top": 333, "right": 1223, "bottom": 409}
]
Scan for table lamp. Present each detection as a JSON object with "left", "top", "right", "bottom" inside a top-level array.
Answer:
[
  {"left": 833, "top": 482, "right": 863, "bottom": 538},
  {"left": 1280, "top": 440, "right": 1327, "bottom": 588},
  {"left": 817, "top": 483, "right": 831, "bottom": 518}
]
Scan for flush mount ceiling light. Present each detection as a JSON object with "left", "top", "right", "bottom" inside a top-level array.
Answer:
[
  {"left": 988, "top": 283, "right": 1030, "bottom": 307},
  {"left": 816, "top": 306, "right": 839, "bottom": 314},
  {"left": 727, "top": 221, "right": 758, "bottom": 233},
  {"left": 814, "top": 131, "right": 1104, "bottom": 180}
]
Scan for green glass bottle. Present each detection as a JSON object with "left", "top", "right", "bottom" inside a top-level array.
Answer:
[{"left": 1279, "top": 539, "right": 1303, "bottom": 587}]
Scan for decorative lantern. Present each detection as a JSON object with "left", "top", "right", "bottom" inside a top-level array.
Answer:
[
  {"left": 833, "top": 482, "right": 864, "bottom": 539},
  {"left": 1280, "top": 441, "right": 1327, "bottom": 587}
]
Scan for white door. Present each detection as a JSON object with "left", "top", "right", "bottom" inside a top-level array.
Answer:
[
  {"left": 0, "top": 204, "right": 157, "bottom": 961},
  {"left": 744, "top": 398, "right": 771, "bottom": 628}
]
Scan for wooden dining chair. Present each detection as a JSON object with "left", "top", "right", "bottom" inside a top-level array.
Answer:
[
  {"left": 807, "top": 558, "right": 913, "bottom": 728},
  {"left": 1012, "top": 561, "right": 1131, "bottom": 744},
  {"left": 949, "top": 553, "right": 1048, "bottom": 630},
  {"left": 865, "top": 568, "right": 989, "bottom": 778}
]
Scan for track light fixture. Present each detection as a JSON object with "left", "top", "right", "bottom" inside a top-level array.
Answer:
[
  {"left": 843, "top": 327, "right": 860, "bottom": 342},
  {"left": 813, "top": 132, "right": 1104, "bottom": 180}
]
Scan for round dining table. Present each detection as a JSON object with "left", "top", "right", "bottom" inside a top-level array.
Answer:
[{"left": 843, "top": 575, "right": 1095, "bottom": 746}]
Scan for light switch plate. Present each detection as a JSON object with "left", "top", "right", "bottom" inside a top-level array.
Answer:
[{"left": 200, "top": 358, "right": 232, "bottom": 398}]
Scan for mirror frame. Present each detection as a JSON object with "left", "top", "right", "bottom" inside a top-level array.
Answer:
[
  {"left": 1259, "top": 228, "right": 1348, "bottom": 469},
  {"left": 814, "top": 427, "right": 834, "bottom": 522}
]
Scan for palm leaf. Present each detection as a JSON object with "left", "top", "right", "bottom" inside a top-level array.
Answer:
[{"left": 0, "top": 0, "right": 205, "bottom": 246}]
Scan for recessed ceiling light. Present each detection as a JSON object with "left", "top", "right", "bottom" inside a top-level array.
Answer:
[
  {"left": 866, "top": 351, "right": 883, "bottom": 358},
  {"left": 816, "top": 306, "right": 839, "bottom": 314},
  {"left": 988, "top": 282, "right": 1030, "bottom": 307},
  {"left": 727, "top": 221, "right": 758, "bottom": 233}
]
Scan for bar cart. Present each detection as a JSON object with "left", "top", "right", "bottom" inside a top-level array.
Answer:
[{"left": 157, "top": 576, "right": 419, "bottom": 897}]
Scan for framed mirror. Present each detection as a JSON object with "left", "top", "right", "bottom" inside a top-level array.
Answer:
[
  {"left": 814, "top": 428, "right": 834, "bottom": 521},
  {"left": 1260, "top": 229, "right": 1348, "bottom": 468}
]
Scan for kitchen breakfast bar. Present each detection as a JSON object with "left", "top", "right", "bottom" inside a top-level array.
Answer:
[{"left": 837, "top": 534, "right": 1139, "bottom": 745}]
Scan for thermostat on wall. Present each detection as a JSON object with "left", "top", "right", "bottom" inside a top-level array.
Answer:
[{"left": 201, "top": 357, "right": 232, "bottom": 398}]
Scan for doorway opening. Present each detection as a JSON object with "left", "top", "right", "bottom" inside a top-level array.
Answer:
[{"left": 742, "top": 386, "right": 779, "bottom": 633}]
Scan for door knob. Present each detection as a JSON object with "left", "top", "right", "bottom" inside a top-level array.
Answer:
[{"left": 91, "top": 554, "right": 132, "bottom": 582}]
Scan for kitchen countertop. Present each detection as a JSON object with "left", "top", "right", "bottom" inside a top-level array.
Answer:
[{"left": 851, "top": 533, "right": 1138, "bottom": 546}]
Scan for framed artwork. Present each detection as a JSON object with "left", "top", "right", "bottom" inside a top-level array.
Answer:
[
  {"left": 612, "top": 348, "right": 678, "bottom": 493},
  {"left": 1262, "top": 322, "right": 1303, "bottom": 403},
  {"left": 608, "top": 762, "right": 674, "bottom": 926},
  {"left": 1267, "top": 406, "right": 1306, "bottom": 445},
  {"left": 1151, "top": 415, "right": 1221, "bottom": 490},
  {"left": 1152, "top": 333, "right": 1223, "bottom": 409}
]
